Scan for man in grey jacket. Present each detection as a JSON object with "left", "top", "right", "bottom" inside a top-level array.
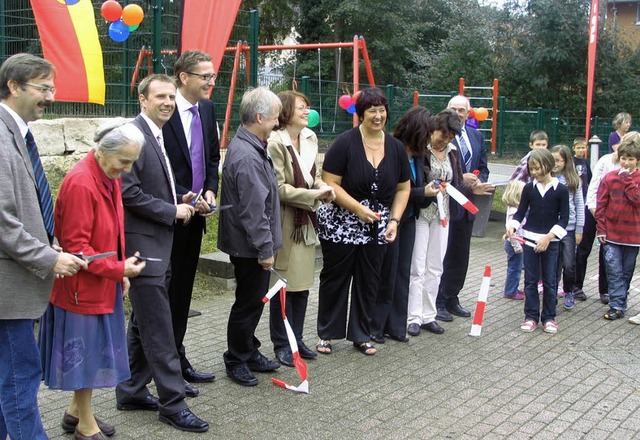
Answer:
[
  {"left": 0, "top": 53, "right": 86, "bottom": 439},
  {"left": 218, "top": 87, "right": 283, "bottom": 386}
]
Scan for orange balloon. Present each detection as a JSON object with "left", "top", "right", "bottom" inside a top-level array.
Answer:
[
  {"left": 122, "top": 4, "right": 144, "bottom": 26},
  {"left": 475, "top": 107, "right": 489, "bottom": 122}
]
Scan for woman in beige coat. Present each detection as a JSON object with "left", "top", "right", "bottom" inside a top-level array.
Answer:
[{"left": 268, "top": 91, "right": 335, "bottom": 366}]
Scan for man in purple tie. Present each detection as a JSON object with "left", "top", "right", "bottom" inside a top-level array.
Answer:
[{"left": 163, "top": 51, "right": 220, "bottom": 386}]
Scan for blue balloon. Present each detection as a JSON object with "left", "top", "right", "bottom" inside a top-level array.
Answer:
[
  {"left": 109, "top": 21, "right": 130, "bottom": 43},
  {"left": 465, "top": 117, "right": 479, "bottom": 130},
  {"left": 346, "top": 103, "right": 356, "bottom": 114},
  {"left": 65, "top": 0, "right": 81, "bottom": 4}
]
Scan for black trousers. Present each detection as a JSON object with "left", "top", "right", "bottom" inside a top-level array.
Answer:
[
  {"left": 437, "top": 216, "right": 474, "bottom": 309},
  {"left": 370, "top": 217, "right": 415, "bottom": 339},
  {"left": 224, "top": 256, "right": 269, "bottom": 368},
  {"left": 168, "top": 217, "right": 204, "bottom": 372},
  {"left": 115, "top": 271, "right": 187, "bottom": 416},
  {"left": 317, "top": 240, "right": 386, "bottom": 344},
  {"left": 575, "top": 207, "right": 608, "bottom": 293},
  {"left": 270, "top": 290, "right": 309, "bottom": 351}
]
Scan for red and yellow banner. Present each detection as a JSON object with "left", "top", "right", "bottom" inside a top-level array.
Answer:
[
  {"left": 30, "top": 0, "right": 105, "bottom": 105},
  {"left": 179, "top": 0, "right": 242, "bottom": 75}
]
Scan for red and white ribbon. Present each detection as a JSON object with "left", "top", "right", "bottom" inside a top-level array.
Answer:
[
  {"left": 511, "top": 235, "right": 535, "bottom": 248},
  {"left": 436, "top": 192, "right": 447, "bottom": 228},
  {"left": 469, "top": 266, "right": 492, "bottom": 337},
  {"left": 441, "top": 182, "right": 479, "bottom": 215},
  {"left": 263, "top": 280, "right": 309, "bottom": 394}
]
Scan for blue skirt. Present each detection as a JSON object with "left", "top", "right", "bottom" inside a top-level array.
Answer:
[{"left": 39, "top": 284, "right": 130, "bottom": 391}]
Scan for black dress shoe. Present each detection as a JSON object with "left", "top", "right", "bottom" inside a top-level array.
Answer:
[
  {"left": 158, "top": 408, "right": 208, "bottom": 433},
  {"left": 600, "top": 293, "right": 610, "bottom": 304},
  {"left": 183, "top": 380, "right": 199, "bottom": 397},
  {"left": 116, "top": 394, "right": 159, "bottom": 411},
  {"left": 447, "top": 304, "right": 471, "bottom": 317},
  {"left": 386, "top": 334, "right": 409, "bottom": 343},
  {"left": 421, "top": 321, "right": 445, "bottom": 334},
  {"left": 370, "top": 334, "right": 385, "bottom": 344},
  {"left": 275, "top": 348, "right": 294, "bottom": 367},
  {"left": 297, "top": 341, "right": 318, "bottom": 359},
  {"left": 226, "top": 364, "right": 259, "bottom": 386},
  {"left": 182, "top": 367, "right": 215, "bottom": 383},
  {"left": 407, "top": 323, "right": 420, "bottom": 337},
  {"left": 436, "top": 308, "right": 454, "bottom": 322},
  {"left": 247, "top": 352, "right": 280, "bottom": 372}
]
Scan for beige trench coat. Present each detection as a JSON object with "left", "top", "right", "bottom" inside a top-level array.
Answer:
[{"left": 267, "top": 127, "right": 327, "bottom": 291}]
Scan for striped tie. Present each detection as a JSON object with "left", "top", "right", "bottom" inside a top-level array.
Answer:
[
  {"left": 458, "top": 131, "right": 472, "bottom": 172},
  {"left": 25, "top": 130, "right": 55, "bottom": 239}
]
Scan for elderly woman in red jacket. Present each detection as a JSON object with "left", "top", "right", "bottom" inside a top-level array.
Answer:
[{"left": 39, "top": 120, "right": 146, "bottom": 440}]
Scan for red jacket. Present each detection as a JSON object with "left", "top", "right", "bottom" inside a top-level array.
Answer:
[
  {"left": 596, "top": 169, "right": 640, "bottom": 246},
  {"left": 50, "top": 151, "right": 126, "bottom": 314}
]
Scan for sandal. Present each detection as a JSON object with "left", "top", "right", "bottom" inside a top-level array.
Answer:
[
  {"left": 604, "top": 309, "right": 625, "bottom": 320},
  {"left": 316, "top": 339, "right": 332, "bottom": 355},
  {"left": 353, "top": 342, "right": 377, "bottom": 356}
]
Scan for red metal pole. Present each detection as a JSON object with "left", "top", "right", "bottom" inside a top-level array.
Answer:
[
  {"left": 352, "top": 35, "right": 360, "bottom": 127},
  {"left": 491, "top": 79, "right": 499, "bottom": 155},
  {"left": 359, "top": 37, "right": 376, "bottom": 87},
  {"left": 222, "top": 41, "right": 244, "bottom": 150},
  {"left": 459, "top": 77, "right": 465, "bottom": 95},
  {"left": 413, "top": 90, "right": 419, "bottom": 107}
]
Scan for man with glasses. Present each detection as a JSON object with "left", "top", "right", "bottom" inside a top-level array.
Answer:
[
  {"left": 218, "top": 87, "right": 283, "bottom": 386},
  {"left": 163, "top": 50, "right": 220, "bottom": 390},
  {"left": 0, "top": 53, "right": 86, "bottom": 439}
]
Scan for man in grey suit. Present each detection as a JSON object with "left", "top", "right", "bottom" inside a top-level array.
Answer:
[
  {"left": 115, "top": 74, "right": 208, "bottom": 433},
  {"left": 0, "top": 53, "right": 86, "bottom": 439}
]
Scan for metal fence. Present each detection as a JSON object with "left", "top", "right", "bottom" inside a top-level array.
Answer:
[{"left": 0, "top": 1, "right": 631, "bottom": 156}]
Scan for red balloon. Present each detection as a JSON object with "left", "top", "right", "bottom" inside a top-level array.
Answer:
[
  {"left": 468, "top": 108, "right": 475, "bottom": 119},
  {"left": 338, "top": 95, "right": 352, "bottom": 110},
  {"left": 122, "top": 4, "right": 144, "bottom": 26},
  {"left": 101, "top": 0, "right": 122, "bottom": 22},
  {"left": 475, "top": 107, "right": 489, "bottom": 122}
]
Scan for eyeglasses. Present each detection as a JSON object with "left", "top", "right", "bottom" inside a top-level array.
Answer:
[
  {"left": 23, "top": 82, "right": 56, "bottom": 96},
  {"left": 186, "top": 72, "right": 216, "bottom": 82},
  {"left": 295, "top": 106, "right": 311, "bottom": 112}
]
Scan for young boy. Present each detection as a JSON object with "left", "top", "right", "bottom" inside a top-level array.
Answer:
[
  {"left": 510, "top": 130, "right": 549, "bottom": 183},
  {"left": 572, "top": 137, "right": 592, "bottom": 199},
  {"left": 595, "top": 132, "right": 640, "bottom": 322}
]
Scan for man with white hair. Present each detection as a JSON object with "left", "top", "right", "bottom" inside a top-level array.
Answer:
[{"left": 218, "top": 87, "right": 283, "bottom": 387}]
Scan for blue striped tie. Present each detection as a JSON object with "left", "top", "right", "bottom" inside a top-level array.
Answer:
[
  {"left": 458, "top": 132, "right": 472, "bottom": 172},
  {"left": 25, "top": 130, "right": 55, "bottom": 239}
]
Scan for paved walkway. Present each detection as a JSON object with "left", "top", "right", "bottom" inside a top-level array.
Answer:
[{"left": 39, "top": 218, "right": 640, "bottom": 439}]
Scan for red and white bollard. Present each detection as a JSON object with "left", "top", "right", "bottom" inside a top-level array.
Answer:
[{"left": 469, "top": 266, "right": 492, "bottom": 337}]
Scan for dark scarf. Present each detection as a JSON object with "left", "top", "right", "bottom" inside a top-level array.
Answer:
[{"left": 286, "top": 144, "right": 318, "bottom": 243}]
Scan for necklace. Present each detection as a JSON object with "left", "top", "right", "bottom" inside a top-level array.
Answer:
[{"left": 361, "top": 128, "right": 384, "bottom": 151}]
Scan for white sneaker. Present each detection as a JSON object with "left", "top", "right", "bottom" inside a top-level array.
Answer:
[
  {"left": 629, "top": 314, "right": 640, "bottom": 325},
  {"left": 543, "top": 320, "right": 559, "bottom": 334}
]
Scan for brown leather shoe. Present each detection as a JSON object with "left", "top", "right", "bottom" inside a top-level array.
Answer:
[
  {"left": 73, "top": 428, "right": 107, "bottom": 440},
  {"left": 62, "top": 412, "right": 115, "bottom": 437}
]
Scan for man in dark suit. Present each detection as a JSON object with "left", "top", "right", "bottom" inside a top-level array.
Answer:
[
  {"left": 0, "top": 53, "right": 86, "bottom": 440},
  {"left": 436, "top": 95, "right": 494, "bottom": 322},
  {"left": 163, "top": 51, "right": 220, "bottom": 385},
  {"left": 115, "top": 74, "right": 208, "bottom": 433}
]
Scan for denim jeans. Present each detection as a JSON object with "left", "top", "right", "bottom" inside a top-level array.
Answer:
[
  {"left": 603, "top": 242, "right": 639, "bottom": 312},
  {"left": 0, "top": 319, "right": 47, "bottom": 440},
  {"left": 523, "top": 241, "right": 559, "bottom": 323},
  {"left": 504, "top": 240, "right": 523, "bottom": 296},
  {"left": 556, "top": 230, "right": 577, "bottom": 293}
]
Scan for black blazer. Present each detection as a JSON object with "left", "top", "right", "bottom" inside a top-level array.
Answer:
[
  {"left": 404, "top": 154, "right": 434, "bottom": 220},
  {"left": 163, "top": 99, "right": 220, "bottom": 197},
  {"left": 121, "top": 115, "right": 177, "bottom": 276}
]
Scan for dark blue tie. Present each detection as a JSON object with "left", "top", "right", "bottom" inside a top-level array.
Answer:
[{"left": 25, "top": 130, "right": 55, "bottom": 239}]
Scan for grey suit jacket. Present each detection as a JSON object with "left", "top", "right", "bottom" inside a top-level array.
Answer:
[
  {"left": 121, "top": 115, "right": 178, "bottom": 277},
  {"left": 0, "top": 106, "right": 58, "bottom": 319}
]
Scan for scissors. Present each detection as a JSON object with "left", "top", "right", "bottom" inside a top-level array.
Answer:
[
  {"left": 135, "top": 256, "right": 163, "bottom": 262},
  {"left": 209, "top": 204, "right": 233, "bottom": 213},
  {"left": 71, "top": 251, "right": 116, "bottom": 263}
]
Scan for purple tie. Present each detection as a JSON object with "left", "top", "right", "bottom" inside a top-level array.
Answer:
[{"left": 188, "top": 105, "right": 205, "bottom": 192}]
